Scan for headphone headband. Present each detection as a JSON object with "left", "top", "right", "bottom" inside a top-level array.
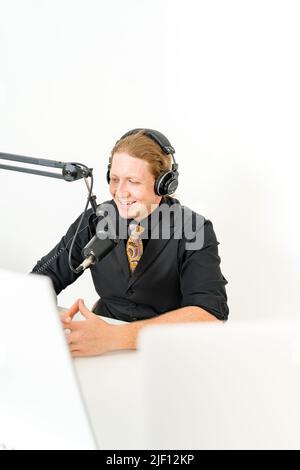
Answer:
[{"left": 118, "top": 128, "right": 176, "bottom": 155}]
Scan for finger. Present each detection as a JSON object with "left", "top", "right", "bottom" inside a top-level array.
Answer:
[
  {"left": 63, "top": 327, "right": 71, "bottom": 338},
  {"left": 60, "top": 299, "right": 81, "bottom": 323},
  {"left": 71, "top": 351, "right": 84, "bottom": 358},
  {"left": 78, "top": 298, "right": 93, "bottom": 320},
  {"left": 66, "top": 331, "right": 80, "bottom": 345},
  {"left": 69, "top": 341, "right": 81, "bottom": 352},
  {"left": 60, "top": 304, "right": 79, "bottom": 323},
  {"left": 62, "top": 320, "right": 83, "bottom": 331}
]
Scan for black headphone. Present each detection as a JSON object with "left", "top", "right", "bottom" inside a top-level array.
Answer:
[{"left": 106, "top": 128, "right": 179, "bottom": 196}]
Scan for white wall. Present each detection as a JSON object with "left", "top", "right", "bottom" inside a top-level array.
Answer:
[{"left": 0, "top": 0, "right": 299, "bottom": 320}]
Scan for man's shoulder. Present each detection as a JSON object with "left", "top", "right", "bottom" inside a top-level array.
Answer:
[
  {"left": 162, "top": 197, "right": 208, "bottom": 232},
  {"left": 163, "top": 196, "right": 206, "bottom": 219},
  {"left": 167, "top": 198, "right": 218, "bottom": 252}
]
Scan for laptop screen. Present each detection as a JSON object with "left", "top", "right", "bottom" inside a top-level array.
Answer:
[{"left": 0, "top": 268, "right": 97, "bottom": 450}]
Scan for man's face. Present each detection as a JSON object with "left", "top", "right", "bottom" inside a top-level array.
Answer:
[{"left": 109, "top": 152, "right": 162, "bottom": 220}]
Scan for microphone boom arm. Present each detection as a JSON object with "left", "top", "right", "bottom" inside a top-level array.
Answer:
[
  {"left": 0, "top": 152, "right": 93, "bottom": 181},
  {"left": 0, "top": 150, "right": 105, "bottom": 273}
]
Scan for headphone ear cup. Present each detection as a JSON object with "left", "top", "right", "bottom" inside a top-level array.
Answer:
[
  {"left": 154, "top": 172, "right": 167, "bottom": 195},
  {"left": 155, "top": 171, "right": 178, "bottom": 196},
  {"left": 167, "top": 173, "right": 179, "bottom": 194}
]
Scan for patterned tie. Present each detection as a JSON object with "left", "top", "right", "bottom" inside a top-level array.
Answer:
[{"left": 126, "top": 223, "right": 145, "bottom": 273}]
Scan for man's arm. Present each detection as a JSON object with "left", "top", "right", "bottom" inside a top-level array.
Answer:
[
  {"left": 112, "top": 305, "right": 220, "bottom": 351},
  {"left": 31, "top": 209, "right": 94, "bottom": 294},
  {"left": 62, "top": 301, "right": 220, "bottom": 357}
]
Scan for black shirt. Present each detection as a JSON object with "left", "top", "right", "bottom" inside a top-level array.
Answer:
[{"left": 32, "top": 196, "right": 229, "bottom": 322}]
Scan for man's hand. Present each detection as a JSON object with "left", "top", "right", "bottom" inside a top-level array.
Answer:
[
  {"left": 61, "top": 298, "right": 117, "bottom": 357},
  {"left": 60, "top": 298, "right": 82, "bottom": 324}
]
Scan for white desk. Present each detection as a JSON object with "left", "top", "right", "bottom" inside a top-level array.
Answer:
[{"left": 66, "top": 313, "right": 146, "bottom": 449}]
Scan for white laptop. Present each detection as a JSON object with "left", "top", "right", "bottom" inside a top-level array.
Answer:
[
  {"left": 139, "top": 320, "right": 300, "bottom": 450},
  {"left": 0, "top": 268, "right": 98, "bottom": 450}
]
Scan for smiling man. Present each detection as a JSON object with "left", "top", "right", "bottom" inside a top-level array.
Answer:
[
  {"left": 32, "top": 128, "right": 229, "bottom": 357},
  {"left": 109, "top": 150, "right": 162, "bottom": 221}
]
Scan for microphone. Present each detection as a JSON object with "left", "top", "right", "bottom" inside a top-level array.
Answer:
[
  {"left": 75, "top": 204, "right": 119, "bottom": 273},
  {"left": 75, "top": 233, "right": 119, "bottom": 273},
  {"left": 76, "top": 232, "right": 119, "bottom": 273}
]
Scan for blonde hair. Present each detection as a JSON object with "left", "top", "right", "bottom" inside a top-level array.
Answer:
[{"left": 109, "top": 130, "right": 173, "bottom": 181}]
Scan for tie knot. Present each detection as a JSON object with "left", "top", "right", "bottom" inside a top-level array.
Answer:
[{"left": 129, "top": 223, "right": 145, "bottom": 240}]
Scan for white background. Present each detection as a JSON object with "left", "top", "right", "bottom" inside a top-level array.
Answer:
[{"left": 0, "top": 0, "right": 299, "bottom": 320}]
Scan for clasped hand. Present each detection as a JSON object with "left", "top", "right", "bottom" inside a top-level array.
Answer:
[{"left": 60, "top": 299, "right": 117, "bottom": 357}]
